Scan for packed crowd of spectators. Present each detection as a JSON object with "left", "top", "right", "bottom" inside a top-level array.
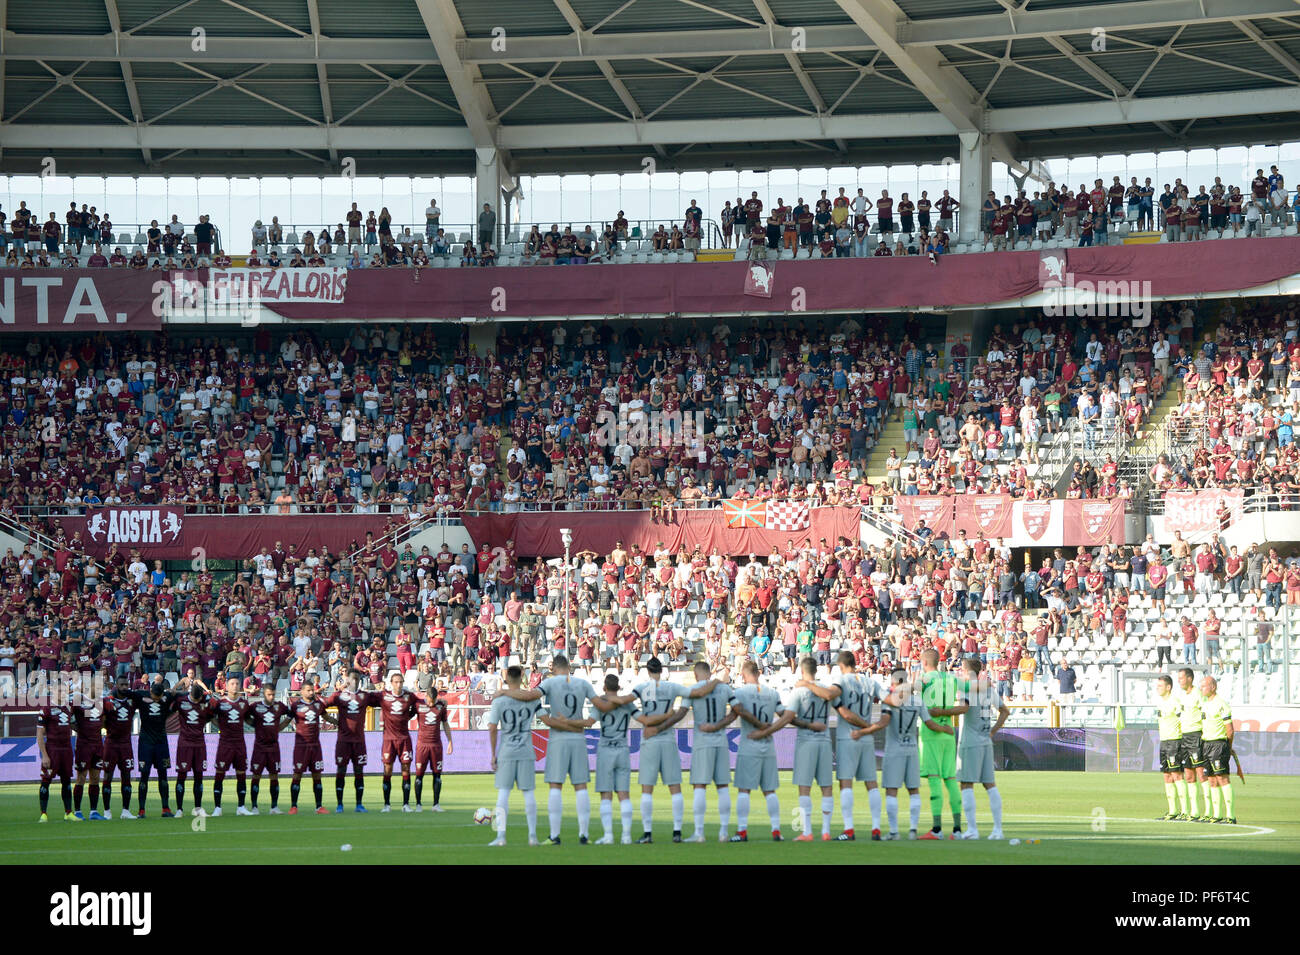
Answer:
[
  {"left": 1, "top": 162, "right": 1293, "bottom": 272},
  {"left": 1, "top": 299, "right": 1295, "bottom": 712},
  {"left": 0, "top": 303, "right": 1206, "bottom": 527},
  {"left": 1149, "top": 296, "right": 1300, "bottom": 510}
]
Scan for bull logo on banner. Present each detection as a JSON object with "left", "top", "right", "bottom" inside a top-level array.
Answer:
[
  {"left": 973, "top": 496, "right": 1010, "bottom": 534},
  {"left": 1021, "top": 502, "right": 1051, "bottom": 541},
  {"left": 1082, "top": 501, "right": 1116, "bottom": 539},
  {"left": 86, "top": 507, "right": 184, "bottom": 545},
  {"left": 744, "top": 261, "right": 774, "bottom": 298}
]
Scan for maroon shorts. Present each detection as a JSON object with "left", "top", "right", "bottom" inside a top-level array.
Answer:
[
  {"left": 74, "top": 740, "right": 104, "bottom": 772},
  {"left": 335, "top": 738, "right": 368, "bottom": 768},
  {"left": 251, "top": 745, "right": 281, "bottom": 776},
  {"left": 102, "top": 742, "right": 135, "bottom": 774},
  {"left": 382, "top": 735, "right": 413, "bottom": 766},
  {"left": 176, "top": 742, "right": 208, "bottom": 774},
  {"left": 415, "top": 742, "right": 443, "bottom": 774},
  {"left": 292, "top": 740, "right": 324, "bottom": 774},
  {"left": 42, "top": 746, "right": 74, "bottom": 782},
  {"left": 214, "top": 739, "right": 248, "bottom": 774}
]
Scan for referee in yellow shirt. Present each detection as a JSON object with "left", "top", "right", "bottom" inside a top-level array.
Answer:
[
  {"left": 1199, "top": 676, "right": 1236, "bottom": 824},
  {"left": 1153, "top": 675, "right": 1184, "bottom": 820},
  {"left": 1173, "top": 668, "right": 1210, "bottom": 821}
]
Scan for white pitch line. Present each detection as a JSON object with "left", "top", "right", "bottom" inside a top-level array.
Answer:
[{"left": 1001, "top": 814, "right": 1276, "bottom": 839}]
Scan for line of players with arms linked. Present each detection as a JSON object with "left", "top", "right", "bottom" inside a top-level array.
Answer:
[
  {"left": 34, "top": 669, "right": 453, "bottom": 821},
  {"left": 34, "top": 655, "right": 1235, "bottom": 837},
  {"left": 484, "top": 648, "right": 1010, "bottom": 846}
]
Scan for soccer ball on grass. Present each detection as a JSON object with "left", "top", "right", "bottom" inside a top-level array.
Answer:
[{"left": 473, "top": 807, "right": 495, "bottom": 825}]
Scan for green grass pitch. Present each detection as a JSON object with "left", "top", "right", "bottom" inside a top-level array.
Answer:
[{"left": 3, "top": 772, "right": 1297, "bottom": 864}]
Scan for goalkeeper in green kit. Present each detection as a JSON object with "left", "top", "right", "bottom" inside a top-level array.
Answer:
[{"left": 918, "top": 649, "right": 963, "bottom": 839}]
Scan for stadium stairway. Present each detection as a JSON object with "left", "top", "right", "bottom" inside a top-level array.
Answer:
[{"left": 862, "top": 410, "right": 911, "bottom": 487}]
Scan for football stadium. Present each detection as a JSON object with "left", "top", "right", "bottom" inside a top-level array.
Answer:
[{"left": 1, "top": 0, "right": 1299, "bottom": 898}]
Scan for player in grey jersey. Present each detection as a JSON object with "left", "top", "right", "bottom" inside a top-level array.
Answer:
[
  {"left": 592, "top": 673, "right": 642, "bottom": 844},
  {"left": 854, "top": 667, "right": 953, "bottom": 840},
  {"left": 487, "top": 666, "right": 547, "bottom": 846},
  {"left": 631, "top": 657, "right": 723, "bottom": 844},
  {"left": 685, "top": 662, "right": 737, "bottom": 842},
  {"left": 947, "top": 658, "right": 1010, "bottom": 840},
  {"left": 829, "top": 652, "right": 884, "bottom": 840},
  {"left": 499, "top": 656, "right": 634, "bottom": 845},
  {"left": 757, "top": 657, "right": 834, "bottom": 841},
  {"left": 709, "top": 660, "right": 786, "bottom": 841}
]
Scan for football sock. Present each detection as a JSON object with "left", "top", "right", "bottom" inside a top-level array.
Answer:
[
  {"left": 1187, "top": 781, "right": 1199, "bottom": 817},
  {"left": 693, "top": 788, "right": 707, "bottom": 834},
  {"left": 1222, "top": 784, "right": 1234, "bottom": 818},
  {"left": 576, "top": 789, "right": 590, "bottom": 839},
  {"left": 269, "top": 781, "right": 279, "bottom": 809},
  {"left": 671, "top": 791, "right": 684, "bottom": 832},
  {"left": 1210, "top": 786, "right": 1222, "bottom": 818},
  {"left": 61, "top": 782, "right": 72, "bottom": 813},
  {"left": 175, "top": 779, "right": 185, "bottom": 811},
  {"left": 213, "top": 778, "right": 224, "bottom": 808},
  {"left": 74, "top": 784, "right": 84, "bottom": 813},
  {"left": 621, "top": 797, "right": 633, "bottom": 837},
  {"left": 415, "top": 776, "right": 424, "bottom": 805},
  {"left": 236, "top": 776, "right": 246, "bottom": 808},
  {"left": 193, "top": 780, "right": 203, "bottom": 811},
  {"left": 250, "top": 781, "right": 259, "bottom": 808},
  {"left": 1165, "top": 782, "right": 1178, "bottom": 814},
  {"left": 523, "top": 790, "right": 538, "bottom": 839},
  {"left": 312, "top": 781, "right": 323, "bottom": 809},
  {"left": 382, "top": 778, "right": 391, "bottom": 806},
  {"left": 401, "top": 776, "right": 410, "bottom": 806},
  {"left": 798, "top": 794, "right": 812, "bottom": 834},
  {"left": 549, "top": 788, "right": 563, "bottom": 838},
  {"left": 1200, "top": 781, "right": 1211, "bottom": 814},
  {"left": 886, "top": 794, "right": 899, "bottom": 832},
  {"left": 961, "top": 787, "right": 978, "bottom": 832},
  {"left": 868, "top": 787, "right": 882, "bottom": 830},
  {"left": 841, "top": 787, "right": 855, "bottom": 831},
  {"left": 821, "top": 795, "right": 833, "bottom": 836},
  {"left": 1175, "top": 778, "right": 1188, "bottom": 814},
  {"left": 946, "top": 778, "right": 962, "bottom": 829},
  {"left": 765, "top": 792, "right": 781, "bottom": 832},
  {"left": 717, "top": 788, "right": 731, "bottom": 835},
  {"left": 736, "top": 791, "right": 750, "bottom": 831},
  {"left": 335, "top": 772, "right": 346, "bottom": 806},
  {"left": 495, "top": 789, "right": 509, "bottom": 836},
  {"left": 927, "top": 776, "right": 943, "bottom": 829},
  {"left": 988, "top": 787, "right": 1003, "bottom": 830},
  {"left": 909, "top": 792, "right": 921, "bottom": 831},
  {"left": 39, "top": 784, "right": 49, "bottom": 814},
  {"left": 290, "top": 781, "right": 300, "bottom": 808},
  {"left": 600, "top": 799, "right": 614, "bottom": 837},
  {"left": 433, "top": 775, "right": 442, "bottom": 806},
  {"left": 354, "top": 776, "right": 364, "bottom": 807}
]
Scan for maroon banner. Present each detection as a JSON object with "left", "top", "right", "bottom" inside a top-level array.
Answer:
[
  {"left": 16, "top": 237, "right": 1300, "bottom": 324},
  {"left": 894, "top": 495, "right": 955, "bottom": 539},
  {"left": 54, "top": 508, "right": 392, "bottom": 560},
  {"left": 1063, "top": 498, "right": 1125, "bottom": 546},
  {"left": 954, "top": 494, "right": 1015, "bottom": 538},
  {"left": 460, "top": 506, "right": 861, "bottom": 558},
  {"left": 1163, "top": 489, "right": 1244, "bottom": 535},
  {"left": 0, "top": 269, "right": 162, "bottom": 330}
]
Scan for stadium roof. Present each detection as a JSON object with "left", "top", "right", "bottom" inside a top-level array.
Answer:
[{"left": 1, "top": 0, "right": 1299, "bottom": 178}]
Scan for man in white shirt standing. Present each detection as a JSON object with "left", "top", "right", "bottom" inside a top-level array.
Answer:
[{"left": 425, "top": 198, "right": 441, "bottom": 239}]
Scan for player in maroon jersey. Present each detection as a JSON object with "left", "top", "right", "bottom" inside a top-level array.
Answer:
[
  {"left": 203, "top": 679, "right": 254, "bottom": 816},
  {"left": 378, "top": 672, "right": 417, "bottom": 812},
  {"left": 244, "top": 683, "right": 287, "bottom": 814},
  {"left": 321, "top": 673, "right": 380, "bottom": 813},
  {"left": 71, "top": 687, "right": 106, "bottom": 820},
  {"left": 36, "top": 682, "right": 76, "bottom": 822},
  {"left": 170, "top": 682, "right": 211, "bottom": 816},
  {"left": 414, "top": 686, "right": 454, "bottom": 812},
  {"left": 280, "top": 682, "right": 335, "bottom": 814},
  {"left": 101, "top": 675, "right": 138, "bottom": 819}
]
